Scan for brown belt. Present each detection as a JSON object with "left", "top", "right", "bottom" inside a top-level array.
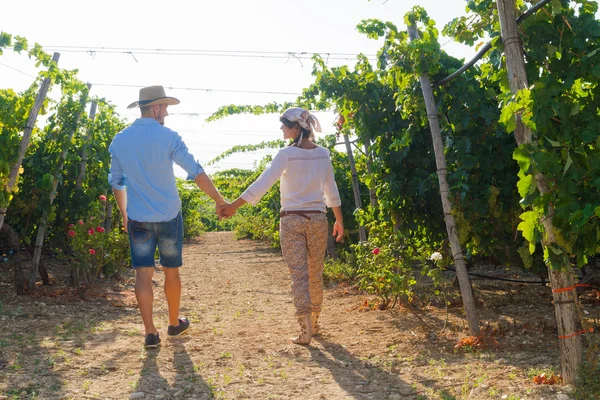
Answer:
[{"left": 280, "top": 210, "right": 325, "bottom": 220}]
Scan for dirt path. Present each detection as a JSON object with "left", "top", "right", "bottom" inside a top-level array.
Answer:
[{"left": 0, "top": 232, "right": 581, "bottom": 399}]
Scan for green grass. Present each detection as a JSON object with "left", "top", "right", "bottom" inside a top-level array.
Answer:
[
  {"left": 323, "top": 258, "right": 357, "bottom": 284},
  {"left": 526, "top": 365, "right": 557, "bottom": 380}
]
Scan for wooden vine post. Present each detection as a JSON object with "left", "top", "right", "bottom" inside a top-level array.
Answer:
[
  {"left": 337, "top": 114, "right": 367, "bottom": 242},
  {"left": 1, "top": 224, "right": 24, "bottom": 295},
  {"left": 407, "top": 23, "right": 480, "bottom": 336},
  {"left": 75, "top": 101, "right": 98, "bottom": 190},
  {"left": 496, "top": 0, "right": 581, "bottom": 383},
  {"left": 364, "top": 140, "right": 378, "bottom": 208},
  {"left": 0, "top": 52, "right": 60, "bottom": 232},
  {"left": 29, "top": 83, "right": 92, "bottom": 292}
]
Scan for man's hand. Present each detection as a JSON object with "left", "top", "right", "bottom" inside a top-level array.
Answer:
[
  {"left": 333, "top": 220, "right": 344, "bottom": 242},
  {"left": 122, "top": 214, "right": 129, "bottom": 234}
]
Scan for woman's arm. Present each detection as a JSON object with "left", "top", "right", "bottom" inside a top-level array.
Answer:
[
  {"left": 219, "top": 150, "right": 287, "bottom": 218},
  {"left": 239, "top": 151, "right": 288, "bottom": 206},
  {"left": 323, "top": 152, "right": 343, "bottom": 241},
  {"left": 323, "top": 152, "right": 341, "bottom": 209}
]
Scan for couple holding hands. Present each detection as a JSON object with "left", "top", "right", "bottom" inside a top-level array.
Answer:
[{"left": 109, "top": 86, "right": 344, "bottom": 349}]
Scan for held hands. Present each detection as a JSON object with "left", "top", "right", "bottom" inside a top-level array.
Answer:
[
  {"left": 216, "top": 201, "right": 228, "bottom": 221},
  {"left": 217, "top": 197, "right": 246, "bottom": 220},
  {"left": 218, "top": 203, "right": 238, "bottom": 219},
  {"left": 333, "top": 220, "right": 344, "bottom": 242},
  {"left": 216, "top": 199, "right": 238, "bottom": 220}
]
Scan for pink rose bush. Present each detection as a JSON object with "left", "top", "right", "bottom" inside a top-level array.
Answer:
[
  {"left": 351, "top": 208, "right": 442, "bottom": 310},
  {"left": 65, "top": 195, "right": 130, "bottom": 286}
]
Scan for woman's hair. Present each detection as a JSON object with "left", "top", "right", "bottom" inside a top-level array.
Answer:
[{"left": 280, "top": 116, "right": 313, "bottom": 146}]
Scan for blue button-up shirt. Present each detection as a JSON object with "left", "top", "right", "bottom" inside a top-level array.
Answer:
[{"left": 108, "top": 118, "right": 204, "bottom": 222}]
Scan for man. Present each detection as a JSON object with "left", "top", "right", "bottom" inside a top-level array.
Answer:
[{"left": 109, "top": 85, "right": 226, "bottom": 348}]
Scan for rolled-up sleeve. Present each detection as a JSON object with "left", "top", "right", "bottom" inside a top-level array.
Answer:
[
  {"left": 170, "top": 133, "right": 204, "bottom": 180},
  {"left": 323, "top": 157, "right": 341, "bottom": 208},
  {"left": 241, "top": 151, "right": 288, "bottom": 206},
  {"left": 108, "top": 146, "right": 127, "bottom": 191}
]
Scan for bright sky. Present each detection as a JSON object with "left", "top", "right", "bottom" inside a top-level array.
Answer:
[{"left": 0, "top": 0, "right": 475, "bottom": 177}]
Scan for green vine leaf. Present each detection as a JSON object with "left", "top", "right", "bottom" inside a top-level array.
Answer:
[{"left": 563, "top": 153, "right": 572, "bottom": 176}]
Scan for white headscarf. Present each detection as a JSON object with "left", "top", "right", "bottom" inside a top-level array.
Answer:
[{"left": 281, "top": 107, "right": 322, "bottom": 146}]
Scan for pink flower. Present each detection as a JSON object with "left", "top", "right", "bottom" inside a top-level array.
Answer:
[
  {"left": 87, "top": 228, "right": 94, "bottom": 235},
  {"left": 68, "top": 230, "right": 76, "bottom": 237},
  {"left": 68, "top": 224, "right": 75, "bottom": 228},
  {"left": 78, "top": 220, "right": 84, "bottom": 226},
  {"left": 89, "top": 249, "right": 96, "bottom": 255},
  {"left": 99, "top": 195, "right": 107, "bottom": 202},
  {"left": 96, "top": 226, "right": 105, "bottom": 233},
  {"left": 372, "top": 248, "right": 380, "bottom": 255}
]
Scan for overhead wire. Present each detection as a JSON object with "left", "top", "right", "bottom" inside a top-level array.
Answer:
[
  {"left": 92, "top": 82, "right": 302, "bottom": 96},
  {"left": 0, "top": 59, "right": 273, "bottom": 168},
  {"left": 121, "top": 112, "right": 214, "bottom": 117},
  {"left": 40, "top": 45, "right": 379, "bottom": 61},
  {"left": 43, "top": 45, "right": 375, "bottom": 56},
  {"left": 0, "top": 64, "right": 303, "bottom": 96},
  {"left": 0, "top": 62, "right": 36, "bottom": 78},
  {"left": 177, "top": 128, "right": 336, "bottom": 134}
]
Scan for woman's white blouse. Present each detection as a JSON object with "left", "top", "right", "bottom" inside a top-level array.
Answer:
[{"left": 240, "top": 146, "right": 341, "bottom": 212}]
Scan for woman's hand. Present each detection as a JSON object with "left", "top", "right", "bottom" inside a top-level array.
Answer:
[{"left": 333, "top": 220, "right": 344, "bottom": 242}]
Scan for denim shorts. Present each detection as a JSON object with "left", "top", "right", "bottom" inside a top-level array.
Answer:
[{"left": 127, "top": 212, "right": 183, "bottom": 268}]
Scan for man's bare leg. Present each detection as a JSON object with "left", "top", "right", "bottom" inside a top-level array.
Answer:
[
  {"left": 163, "top": 267, "right": 181, "bottom": 327},
  {"left": 135, "top": 267, "right": 158, "bottom": 335}
]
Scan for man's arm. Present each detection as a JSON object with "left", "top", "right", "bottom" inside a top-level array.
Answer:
[
  {"left": 194, "top": 172, "right": 227, "bottom": 212},
  {"left": 170, "top": 134, "right": 227, "bottom": 214},
  {"left": 108, "top": 147, "right": 129, "bottom": 233},
  {"left": 112, "top": 188, "right": 128, "bottom": 233}
]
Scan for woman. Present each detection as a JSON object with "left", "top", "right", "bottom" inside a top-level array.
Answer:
[{"left": 220, "top": 107, "right": 344, "bottom": 345}]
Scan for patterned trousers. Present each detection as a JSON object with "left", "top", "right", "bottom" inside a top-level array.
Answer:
[{"left": 280, "top": 213, "right": 329, "bottom": 316}]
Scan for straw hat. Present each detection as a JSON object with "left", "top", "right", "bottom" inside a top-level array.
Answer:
[{"left": 127, "top": 85, "right": 180, "bottom": 109}]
